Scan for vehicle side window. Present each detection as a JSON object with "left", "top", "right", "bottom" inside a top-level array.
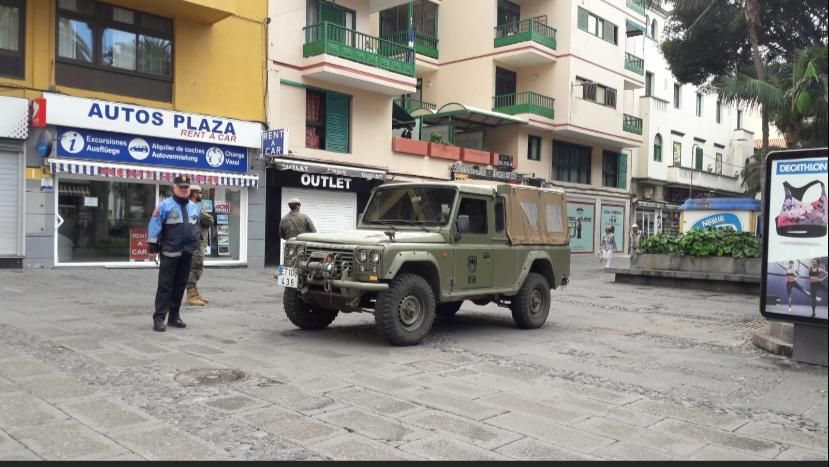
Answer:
[
  {"left": 458, "top": 197, "right": 488, "bottom": 234},
  {"left": 494, "top": 197, "right": 505, "bottom": 233}
]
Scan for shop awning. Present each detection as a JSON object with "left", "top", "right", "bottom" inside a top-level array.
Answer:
[
  {"left": 392, "top": 101, "right": 416, "bottom": 129},
  {"left": 270, "top": 158, "right": 386, "bottom": 181},
  {"left": 414, "top": 103, "right": 528, "bottom": 131},
  {"left": 48, "top": 158, "right": 260, "bottom": 188},
  {"left": 626, "top": 19, "right": 646, "bottom": 37}
]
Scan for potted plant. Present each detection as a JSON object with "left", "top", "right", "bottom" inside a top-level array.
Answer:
[{"left": 428, "top": 132, "right": 461, "bottom": 160}]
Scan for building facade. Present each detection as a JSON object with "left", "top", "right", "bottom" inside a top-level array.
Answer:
[
  {"left": 628, "top": 5, "right": 754, "bottom": 237},
  {"left": 0, "top": 0, "right": 268, "bottom": 268}
]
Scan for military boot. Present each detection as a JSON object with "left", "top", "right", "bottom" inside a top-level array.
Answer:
[
  {"left": 186, "top": 288, "right": 206, "bottom": 306},
  {"left": 195, "top": 288, "right": 209, "bottom": 304}
]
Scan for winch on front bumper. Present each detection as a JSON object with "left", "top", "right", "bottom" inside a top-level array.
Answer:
[{"left": 279, "top": 243, "right": 389, "bottom": 296}]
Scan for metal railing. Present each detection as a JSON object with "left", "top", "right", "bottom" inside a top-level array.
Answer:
[
  {"left": 623, "top": 113, "right": 643, "bottom": 135},
  {"left": 303, "top": 22, "right": 415, "bottom": 77},
  {"left": 625, "top": 52, "right": 644, "bottom": 75},
  {"left": 394, "top": 97, "right": 437, "bottom": 113},
  {"left": 494, "top": 16, "right": 557, "bottom": 50},
  {"left": 492, "top": 91, "right": 555, "bottom": 119},
  {"left": 381, "top": 30, "right": 439, "bottom": 59}
]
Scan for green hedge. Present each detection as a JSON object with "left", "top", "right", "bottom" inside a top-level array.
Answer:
[{"left": 638, "top": 229, "right": 760, "bottom": 258}]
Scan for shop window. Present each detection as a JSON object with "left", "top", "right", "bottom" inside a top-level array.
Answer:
[
  {"left": 577, "top": 7, "right": 618, "bottom": 45},
  {"left": 577, "top": 76, "right": 616, "bottom": 108},
  {"left": 56, "top": 0, "right": 173, "bottom": 101},
  {"left": 458, "top": 197, "right": 488, "bottom": 234},
  {"left": 527, "top": 135, "right": 541, "bottom": 161},
  {"left": 553, "top": 140, "right": 591, "bottom": 184},
  {"left": 160, "top": 186, "right": 244, "bottom": 261},
  {"left": 306, "top": 89, "right": 351, "bottom": 153},
  {"left": 0, "top": 0, "right": 25, "bottom": 78},
  {"left": 653, "top": 133, "right": 662, "bottom": 162}
]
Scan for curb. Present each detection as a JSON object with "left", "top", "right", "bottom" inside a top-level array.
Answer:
[{"left": 752, "top": 324, "right": 794, "bottom": 357}]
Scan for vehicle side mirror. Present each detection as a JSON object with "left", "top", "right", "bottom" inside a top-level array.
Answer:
[{"left": 457, "top": 215, "right": 470, "bottom": 236}]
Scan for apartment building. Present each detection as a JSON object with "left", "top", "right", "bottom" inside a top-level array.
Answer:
[
  {"left": 0, "top": 0, "right": 267, "bottom": 268},
  {"left": 628, "top": 5, "right": 754, "bottom": 237}
]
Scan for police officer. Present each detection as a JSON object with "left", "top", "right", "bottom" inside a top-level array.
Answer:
[
  {"left": 148, "top": 175, "right": 201, "bottom": 332},
  {"left": 185, "top": 185, "right": 214, "bottom": 306},
  {"left": 279, "top": 197, "right": 316, "bottom": 242}
]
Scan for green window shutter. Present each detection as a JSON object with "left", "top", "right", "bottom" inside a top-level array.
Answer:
[
  {"left": 603, "top": 20, "right": 616, "bottom": 44},
  {"left": 320, "top": 0, "right": 347, "bottom": 26},
  {"left": 577, "top": 7, "right": 588, "bottom": 31},
  {"left": 695, "top": 147, "right": 703, "bottom": 169},
  {"left": 617, "top": 153, "right": 627, "bottom": 189},
  {"left": 325, "top": 93, "right": 350, "bottom": 153}
]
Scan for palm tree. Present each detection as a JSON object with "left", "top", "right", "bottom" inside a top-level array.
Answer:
[{"left": 774, "top": 46, "right": 829, "bottom": 147}]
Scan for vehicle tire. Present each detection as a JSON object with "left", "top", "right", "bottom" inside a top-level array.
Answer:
[
  {"left": 375, "top": 274, "right": 436, "bottom": 346},
  {"left": 436, "top": 301, "right": 462, "bottom": 317},
  {"left": 283, "top": 288, "right": 338, "bottom": 330},
  {"left": 510, "top": 272, "right": 551, "bottom": 329}
]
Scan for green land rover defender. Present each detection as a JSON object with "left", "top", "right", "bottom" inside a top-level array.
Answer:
[{"left": 276, "top": 182, "right": 571, "bottom": 346}]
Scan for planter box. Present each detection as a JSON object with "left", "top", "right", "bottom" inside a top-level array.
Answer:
[
  {"left": 429, "top": 143, "right": 461, "bottom": 160},
  {"left": 636, "top": 253, "right": 760, "bottom": 275},
  {"left": 735, "top": 258, "right": 762, "bottom": 275},
  {"left": 461, "top": 147, "right": 492, "bottom": 165},
  {"left": 392, "top": 137, "right": 428, "bottom": 157}
]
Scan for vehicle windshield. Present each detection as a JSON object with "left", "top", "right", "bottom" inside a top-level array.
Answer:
[{"left": 362, "top": 187, "right": 456, "bottom": 226}]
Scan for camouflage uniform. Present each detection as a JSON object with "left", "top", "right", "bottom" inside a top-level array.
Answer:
[
  {"left": 187, "top": 202, "right": 214, "bottom": 291},
  {"left": 279, "top": 211, "right": 316, "bottom": 241}
]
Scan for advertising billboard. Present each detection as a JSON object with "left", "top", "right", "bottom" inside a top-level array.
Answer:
[
  {"left": 761, "top": 148, "right": 828, "bottom": 325},
  {"left": 567, "top": 201, "right": 595, "bottom": 253}
]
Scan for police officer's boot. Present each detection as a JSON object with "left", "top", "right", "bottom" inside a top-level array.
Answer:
[
  {"left": 195, "top": 288, "right": 209, "bottom": 304},
  {"left": 186, "top": 288, "right": 206, "bottom": 306}
]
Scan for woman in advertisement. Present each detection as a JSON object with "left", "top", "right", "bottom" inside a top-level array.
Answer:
[
  {"left": 807, "top": 258, "right": 828, "bottom": 318},
  {"left": 779, "top": 261, "right": 810, "bottom": 313}
]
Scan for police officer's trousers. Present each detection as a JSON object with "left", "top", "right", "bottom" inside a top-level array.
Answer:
[{"left": 154, "top": 252, "right": 193, "bottom": 322}]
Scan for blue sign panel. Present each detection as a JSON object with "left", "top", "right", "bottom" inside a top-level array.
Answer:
[
  {"left": 56, "top": 127, "right": 248, "bottom": 173},
  {"left": 262, "top": 128, "right": 288, "bottom": 157},
  {"left": 691, "top": 212, "right": 744, "bottom": 231}
]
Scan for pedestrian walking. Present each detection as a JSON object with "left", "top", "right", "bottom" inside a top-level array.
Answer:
[
  {"left": 630, "top": 223, "right": 642, "bottom": 257},
  {"left": 185, "top": 185, "right": 214, "bottom": 306},
  {"left": 279, "top": 197, "right": 316, "bottom": 242},
  {"left": 148, "top": 175, "right": 201, "bottom": 332},
  {"left": 600, "top": 227, "right": 617, "bottom": 269}
]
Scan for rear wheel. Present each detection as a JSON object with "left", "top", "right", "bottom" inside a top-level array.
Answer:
[
  {"left": 283, "top": 288, "right": 338, "bottom": 330},
  {"left": 375, "top": 274, "right": 436, "bottom": 346},
  {"left": 510, "top": 273, "right": 550, "bottom": 329},
  {"left": 436, "top": 301, "right": 463, "bottom": 317}
]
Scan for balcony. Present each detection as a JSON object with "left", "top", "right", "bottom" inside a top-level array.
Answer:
[
  {"left": 492, "top": 92, "right": 555, "bottom": 120},
  {"left": 626, "top": 0, "right": 645, "bottom": 16},
  {"left": 381, "top": 31, "right": 439, "bottom": 60},
  {"left": 493, "top": 17, "right": 558, "bottom": 67},
  {"left": 625, "top": 52, "right": 644, "bottom": 76},
  {"left": 623, "top": 114, "right": 643, "bottom": 135},
  {"left": 394, "top": 97, "right": 437, "bottom": 113},
  {"left": 666, "top": 166, "right": 742, "bottom": 193}
]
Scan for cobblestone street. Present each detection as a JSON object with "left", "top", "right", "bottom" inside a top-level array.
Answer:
[{"left": 0, "top": 257, "right": 827, "bottom": 460}]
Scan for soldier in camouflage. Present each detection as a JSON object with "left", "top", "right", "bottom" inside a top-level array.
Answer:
[
  {"left": 279, "top": 197, "right": 316, "bottom": 243},
  {"left": 186, "top": 185, "right": 214, "bottom": 306}
]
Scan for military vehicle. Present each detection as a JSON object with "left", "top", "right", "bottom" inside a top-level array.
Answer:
[{"left": 275, "top": 182, "right": 571, "bottom": 346}]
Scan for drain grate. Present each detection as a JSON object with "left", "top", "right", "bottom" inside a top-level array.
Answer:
[
  {"left": 175, "top": 369, "right": 247, "bottom": 386},
  {"left": 734, "top": 319, "right": 767, "bottom": 329}
]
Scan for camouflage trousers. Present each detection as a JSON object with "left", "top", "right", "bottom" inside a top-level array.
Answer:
[{"left": 186, "top": 250, "right": 205, "bottom": 290}]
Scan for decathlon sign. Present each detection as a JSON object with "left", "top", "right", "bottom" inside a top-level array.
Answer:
[{"left": 42, "top": 93, "right": 262, "bottom": 148}]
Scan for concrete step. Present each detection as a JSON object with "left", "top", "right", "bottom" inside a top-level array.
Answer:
[{"left": 752, "top": 324, "right": 794, "bottom": 357}]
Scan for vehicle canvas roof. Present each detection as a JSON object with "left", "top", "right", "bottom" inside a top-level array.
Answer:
[{"left": 379, "top": 180, "right": 566, "bottom": 196}]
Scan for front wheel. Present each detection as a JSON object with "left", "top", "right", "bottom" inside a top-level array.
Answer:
[
  {"left": 375, "top": 274, "right": 436, "bottom": 346},
  {"left": 510, "top": 272, "right": 551, "bottom": 329},
  {"left": 283, "top": 288, "right": 338, "bottom": 330}
]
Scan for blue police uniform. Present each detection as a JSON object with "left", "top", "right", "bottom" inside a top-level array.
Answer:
[{"left": 148, "top": 176, "right": 201, "bottom": 331}]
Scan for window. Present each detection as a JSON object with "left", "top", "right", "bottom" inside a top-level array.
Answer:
[
  {"left": 645, "top": 71, "right": 653, "bottom": 97},
  {"left": 0, "top": 0, "right": 25, "bottom": 78},
  {"left": 578, "top": 77, "right": 616, "bottom": 108},
  {"left": 603, "top": 151, "right": 627, "bottom": 189},
  {"left": 716, "top": 100, "right": 722, "bottom": 124},
  {"left": 653, "top": 134, "right": 663, "bottom": 162},
  {"left": 693, "top": 145, "right": 704, "bottom": 170},
  {"left": 577, "top": 7, "right": 617, "bottom": 44},
  {"left": 495, "top": 66, "right": 517, "bottom": 97},
  {"left": 379, "top": 0, "right": 437, "bottom": 39},
  {"left": 650, "top": 19, "right": 658, "bottom": 39},
  {"left": 56, "top": 0, "right": 173, "bottom": 101},
  {"left": 737, "top": 109, "right": 743, "bottom": 129},
  {"left": 672, "top": 141, "right": 681, "bottom": 166},
  {"left": 306, "top": 89, "right": 351, "bottom": 153},
  {"left": 458, "top": 198, "right": 488, "bottom": 234},
  {"left": 553, "top": 140, "right": 591, "bottom": 184},
  {"left": 497, "top": 0, "right": 520, "bottom": 27},
  {"left": 308, "top": 0, "right": 355, "bottom": 29},
  {"left": 673, "top": 84, "right": 681, "bottom": 109},
  {"left": 494, "top": 197, "right": 505, "bottom": 233},
  {"left": 695, "top": 93, "right": 703, "bottom": 117},
  {"left": 527, "top": 135, "right": 541, "bottom": 161},
  {"left": 715, "top": 153, "right": 723, "bottom": 174}
]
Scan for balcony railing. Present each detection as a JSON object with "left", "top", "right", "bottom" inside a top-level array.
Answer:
[
  {"left": 381, "top": 30, "right": 439, "bottom": 59},
  {"left": 494, "top": 17, "right": 557, "bottom": 50},
  {"left": 623, "top": 114, "right": 643, "bottom": 135},
  {"left": 626, "top": 0, "right": 645, "bottom": 15},
  {"left": 394, "top": 97, "right": 437, "bottom": 113},
  {"left": 625, "top": 52, "right": 644, "bottom": 75},
  {"left": 303, "top": 22, "right": 415, "bottom": 77},
  {"left": 492, "top": 92, "right": 555, "bottom": 119}
]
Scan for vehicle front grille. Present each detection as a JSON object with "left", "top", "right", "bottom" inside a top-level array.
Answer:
[{"left": 298, "top": 245, "right": 354, "bottom": 279}]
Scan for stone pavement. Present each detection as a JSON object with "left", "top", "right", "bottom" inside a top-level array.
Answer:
[{"left": 0, "top": 256, "right": 826, "bottom": 460}]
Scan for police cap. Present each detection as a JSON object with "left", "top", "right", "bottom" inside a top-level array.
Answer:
[{"left": 173, "top": 175, "right": 191, "bottom": 187}]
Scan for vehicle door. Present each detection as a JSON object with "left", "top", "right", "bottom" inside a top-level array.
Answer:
[{"left": 453, "top": 195, "right": 493, "bottom": 290}]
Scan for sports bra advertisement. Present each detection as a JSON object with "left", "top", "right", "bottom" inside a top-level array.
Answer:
[{"left": 761, "top": 148, "right": 829, "bottom": 325}]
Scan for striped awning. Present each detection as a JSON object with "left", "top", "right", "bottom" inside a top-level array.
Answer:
[{"left": 47, "top": 158, "right": 259, "bottom": 188}]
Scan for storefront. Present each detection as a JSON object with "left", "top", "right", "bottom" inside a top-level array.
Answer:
[
  {"left": 0, "top": 96, "right": 28, "bottom": 268},
  {"left": 563, "top": 188, "right": 631, "bottom": 255},
  {"left": 32, "top": 93, "right": 262, "bottom": 267},
  {"left": 265, "top": 158, "right": 385, "bottom": 266},
  {"left": 634, "top": 200, "right": 681, "bottom": 237}
]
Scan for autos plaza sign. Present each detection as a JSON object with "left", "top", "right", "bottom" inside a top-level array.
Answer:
[{"left": 42, "top": 93, "right": 262, "bottom": 148}]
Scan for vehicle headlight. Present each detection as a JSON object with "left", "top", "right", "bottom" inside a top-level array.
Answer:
[
  {"left": 286, "top": 245, "right": 295, "bottom": 257},
  {"left": 358, "top": 250, "right": 369, "bottom": 263},
  {"left": 370, "top": 251, "right": 381, "bottom": 264}
]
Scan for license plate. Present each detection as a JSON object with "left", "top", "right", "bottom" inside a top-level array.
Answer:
[{"left": 276, "top": 266, "right": 299, "bottom": 288}]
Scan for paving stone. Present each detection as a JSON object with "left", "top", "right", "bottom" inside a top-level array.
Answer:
[
  {"left": 50, "top": 336, "right": 107, "bottom": 352},
  {"left": 0, "top": 431, "right": 26, "bottom": 454},
  {"left": 319, "top": 408, "right": 427, "bottom": 443},
  {"left": 17, "top": 375, "right": 98, "bottom": 401},
  {"left": 736, "top": 421, "right": 828, "bottom": 451},
  {"left": 174, "top": 344, "right": 225, "bottom": 355},
  {"left": 803, "top": 399, "right": 828, "bottom": 427},
  {"left": 211, "top": 353, "right": 275, "bottom": 372},
  {"left": 496, "top": 437, "right": 594, "bottom": 460},
  {"left": 0, "top": 358, "right": 55, "bottom": 380},
  {"left": 60, "top": 398, "right": 153, "bottom": 430},
  {"left": 552, "top": 380, "right": 642, "bottom": 406},
  {"left": 291, "top": 376, "right": 350, "bottom": 394},
  {"left": 311, "top": 434, "right": 419, "bottom": 460},
  {"left": 0, "top": 393, "right": 67, "bottom": 427},
  {"left": 400, "top": 435, "right": 507, "bottom": 460},
  {"left": 487, "top": 412, "right": 615, "bottom": 454},
  {"left": 0, "top": 449, "right": 41, "bottom": 460},
  {"left": 406, "top": 373, "right": 498, "bottom": 399},
  {"left": 401, "top": 410, "right": 522, "bottom": 450},
  {"left": 325, "top": 387, "right": 421, "bottom": 416},
  {"left": 409, "top": 360, "right": 455, "bottom": 373},
  {"left": 202, "top": 394, "right": 271, "bottom": 413},
  {"left": 628, "top": 429, "right": 706, "bottom": 458},
  {"left": 543, "top": 392, "right": 615, "bottom": 416},
  {"left": 604, "top": 406, "right": 665, "bottom": 428},
  {"left": 0, "top": 378, "right": 21, "bottom": 394},
  {"left": 344, "top": 372, "right": 412, "bottom": 393},
  {"left": 405, "top": 389, "right": 505, "bottom": 421},
  {"left": 628, "top": 399, "right": 749, "bottom": 432},
  {"left": 88, "top": 351, "right": 153, "bottom": 368},
  {"left": 594, "top": 441, "right": 674, "bottom": 460},
  {"left": 481, "top": 393, "right": 586, "bottom": 424},
  {"left": 117, "top": 340, "right": 170, "bottom": 355},
  {"left": 152, "top": 353, "right": 218, "bottom": 371},
  {"left": 238, "top": 407, "right": 342, "bottom": 443},
  {"left": 0, "top": 344, "right": 20, "bottom": 360},
  {"left": 651, "top": 419, "right": 782, "bottom": 459},
  {"left": 775, "top": 446, "right": 829, "bottom": 461},
  {"left": 27, "top": 327, "right": 79, "bottom": 339},
  {"left": 573, "top": 416, "right": 648, "bottom": 442},
  {"left": 111, "top": 425, "right": 226, "bottom": 460},
  {"left": 239, "top": 382, "right": 335, "bottom": 414},
  {"left": 11, "top": 421, "right": 127, "bottom": 460},
  {"left": 689, "top": 445, "right": 767, "bottom": 461}
]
